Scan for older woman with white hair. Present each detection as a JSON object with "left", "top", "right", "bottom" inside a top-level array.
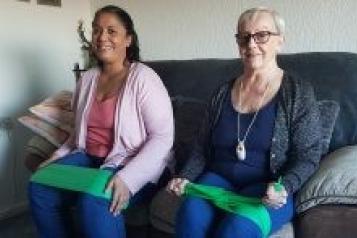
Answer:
[{"left": 168, "top": 7, "right": 324, "bottom": 238}]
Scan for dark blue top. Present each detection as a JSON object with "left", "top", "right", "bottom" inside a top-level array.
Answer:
[{"left": 209, "top": 89, "right": 279, "bottom": 186}]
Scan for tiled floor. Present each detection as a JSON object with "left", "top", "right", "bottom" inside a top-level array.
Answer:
[{"left": 0, "top": 212, "right": 172, "bottom": 238}]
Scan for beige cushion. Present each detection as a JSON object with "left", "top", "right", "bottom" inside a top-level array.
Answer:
[
  {"left": 18, "top": 90, "right": 74, "bottom": 147},
  {"left": 150, "top": 189, "right": 294, "bottom": 237},
  {"left": 29, "top": 90, "right": 74, "bottom": 131},
  {"left": 18, "top": 115, "right": 69, "bottom": 147}
]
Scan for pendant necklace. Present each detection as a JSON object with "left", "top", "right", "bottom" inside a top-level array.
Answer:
[{"left": 236, "top": 80, "right": 270, "bottom": 160}]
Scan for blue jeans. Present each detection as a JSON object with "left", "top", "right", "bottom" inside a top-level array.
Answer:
[
  {"left": 28, "top": 152, "right": 159, "bottom": 238},
  {"left": 176, "top": 172, "right": 294, "bottom": 238}
]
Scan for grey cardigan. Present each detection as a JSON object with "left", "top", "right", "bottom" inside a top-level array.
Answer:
[{"left": 179, "top": 73, "right": 323, "bottom": 194}]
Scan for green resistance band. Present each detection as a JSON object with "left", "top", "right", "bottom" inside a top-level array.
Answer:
[
  {"left": 274, "top": 177, "right": 284, "bottom": 192},
  {"left": 31, "top": 164, "right": 113, "bottom": 200},
  {"left": 184, "top": 183, "right": 272, "bottom": 238}
]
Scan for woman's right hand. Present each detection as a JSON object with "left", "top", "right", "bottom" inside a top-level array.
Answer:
[{"left": 166, "top": 178, "right": 189, "bottom": 196}]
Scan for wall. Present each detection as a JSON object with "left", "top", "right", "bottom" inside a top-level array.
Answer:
[
  {"left": 91, "top": 0, "right": 357, "bottom": 60},
  {"left": 0, "top": 0, "right": 91, "bottom": 218}
]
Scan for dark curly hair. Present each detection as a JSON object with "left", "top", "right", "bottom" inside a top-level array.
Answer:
[{"left": 93, "top": 5, "right": 140, "bottom": 62}]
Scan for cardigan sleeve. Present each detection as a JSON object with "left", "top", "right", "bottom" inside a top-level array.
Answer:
[
  {"left": 116, "top": 68, "right": 174, "bottom": 194},
  {"left": 281, "top": 79, "right": 322, "bottom": 194}
]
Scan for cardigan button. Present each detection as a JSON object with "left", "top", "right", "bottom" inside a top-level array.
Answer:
[
  {"left": 271, "top": 153, "right": 276, "bottom": 158},
  {"left": 272, "top": 137, "right": 276, "bottom": 142}
]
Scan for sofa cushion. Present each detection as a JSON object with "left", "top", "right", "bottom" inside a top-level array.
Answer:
[
  {"left": 26, "top": 135, "right": 57, "bottom": 159},
  {"left": 29, "top": 90, "right": 74, "bottom": 131},
  {"left": 172, "top": 96, "right": 206, "bottom": 172},
  {"left": 18, "top": 115, "right": 69, "bottom": 147},
  {"left": 25, "top": 135, "right": 57, "bottom": 171},
  {"left": 296, "top": 205, "right": 357, "bottom": 238},
  {"left": 296, "top": 145, "right": 357, "bottom": 213},
  {"left": 318, "top": 100, "right": 340, "bottom": 156},
  {"left": 172, "top": 96, "right": 206, "bottom": 144}
]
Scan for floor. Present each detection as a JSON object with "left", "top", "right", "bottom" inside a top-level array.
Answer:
[
  {"left": 0, "top": 212, "right": 172, "bottom": 238},
  {"left": 0, "top": 212, "right": 36, "bottom": 238}
]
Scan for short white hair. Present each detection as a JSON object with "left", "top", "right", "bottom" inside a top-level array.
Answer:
[{"left": 237, "top": 7, "right": 285, "bottom": 35}]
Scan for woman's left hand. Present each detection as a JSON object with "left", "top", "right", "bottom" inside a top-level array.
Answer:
[
  {"left": 262, "top": 182, "right": 288, "bottom": 209},
  {"left": 106, "top": 175, "right": 131, "bottom": 216}
]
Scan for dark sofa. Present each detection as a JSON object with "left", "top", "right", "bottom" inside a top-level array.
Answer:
[
  {"left": 146, "top": 52, "right": 357, "bottom": 238},
  {"left": 23, "top": 52, "right": 357, "bottom": 237}
]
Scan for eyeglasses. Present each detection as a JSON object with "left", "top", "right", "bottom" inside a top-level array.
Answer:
[{"left": 235, "top": 31, "right": 279, "bottom": 46}]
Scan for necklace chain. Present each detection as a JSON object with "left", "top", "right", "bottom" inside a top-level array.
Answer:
[{"left": 237, "top": 80, "right": 270, "bottom": 144}]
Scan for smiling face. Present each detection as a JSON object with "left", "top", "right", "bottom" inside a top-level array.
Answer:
[
  {"left": 91, "top": 12, "right": 132, "bottom": 65},
  {"left": 237, "top": 12, "right": 284, "bottom": 72}
]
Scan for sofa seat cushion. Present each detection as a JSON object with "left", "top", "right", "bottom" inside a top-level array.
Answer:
[
  {"left": 150, "top": 189, "right": 294, "bottom": 237},
  {"left": 296, "top": 205, "right": 357, "bottom": 238},
  {"left": 296, "top": 145, "right": 357, "bottom": 213}
]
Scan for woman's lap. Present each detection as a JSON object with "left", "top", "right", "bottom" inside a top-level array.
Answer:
[
  {"left": 177, "top": 171, "right": 294, "bottom": 237},
  {"left": 29, "top": 152, "right": 158, "bottom": 237}
]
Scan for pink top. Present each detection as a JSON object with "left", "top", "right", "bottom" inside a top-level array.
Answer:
[
  {"left": 86, "top": 93, "right": 119, "bottom": 158},
  {"left": 52, "top": 62, "right": 174, "bottom": 194}
]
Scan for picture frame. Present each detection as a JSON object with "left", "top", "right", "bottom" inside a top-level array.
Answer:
[{"left": 37, "top": 0, "right": 61, "bottom": 7}]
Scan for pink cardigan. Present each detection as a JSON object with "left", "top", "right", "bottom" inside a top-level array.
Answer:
[{"left": 52, "top": 62, "right": 174, "bottom": 194}]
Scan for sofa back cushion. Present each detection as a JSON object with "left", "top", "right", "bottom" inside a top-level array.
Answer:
[
  {"left": 147, "top": 52, "right": 357, "bottom": 152},
  {"left": 171, "top": 96, "right": 206, "bottom": 172}
]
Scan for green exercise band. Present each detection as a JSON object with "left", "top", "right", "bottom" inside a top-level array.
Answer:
[
  {"left": 184, "top": 183, "right": 271, "bottom": 238},
  {"left": 31, "top": 164, "right": 113, "bottom": 200},
  {"left": 31, "top": 164, "right": 283, "bottom": 237},
  {"left": 273, "top": 177, "right": 284, "bottom": 192}
]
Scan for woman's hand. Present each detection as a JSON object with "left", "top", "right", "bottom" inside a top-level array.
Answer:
[
  {"left": 166, "top": 178, "right": 189, "bottom": 196},
  {"left": 106, "top": 175, "right": 131, "bottom": 216},
  {"left": 262, "top": 182, "right": 288, "bottom": 209}
]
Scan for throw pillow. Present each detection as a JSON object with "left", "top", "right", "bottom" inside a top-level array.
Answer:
[
  {"left": 25, "top": 135, "right": 58, "bottom": 172},
  {"left": 18, "top": 115, "right": 69, "bottom": 147},
  {"left": 318, "top": 100, "right": 340, "bottom": 156},
  {"left": 296, "top": 145, "right": 357, "bottom": 213},
  {"left": 29, "top": 90, "right": 74, "bottom": 131},
  {"left": 26, "top": 135, "right": 57, "bottom": 159}
]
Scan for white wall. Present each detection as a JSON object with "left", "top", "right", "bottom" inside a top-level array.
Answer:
[
  {"left": 0, "top": 0, "right": 91, "bottom": 218},
  {"left": 91, "top": 0, "right": 357, "bottom": 60}
]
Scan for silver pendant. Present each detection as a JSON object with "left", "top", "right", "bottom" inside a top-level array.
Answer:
[{"left": 236, "top": 141, "right": 246, "bottom": 160}]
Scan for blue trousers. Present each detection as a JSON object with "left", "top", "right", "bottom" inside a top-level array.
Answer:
[
  {"left": 176, "top": 172, "right": 294, "bottom": 238},
  {"left": 28, "top": 152, "right": 158, "bottom": 238}
]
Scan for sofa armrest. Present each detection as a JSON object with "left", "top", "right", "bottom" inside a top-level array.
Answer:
[
  {"left": 296, "top": 146, "right": 357, "bottom": 213},
  {"left": 25, "top": 135, "right": 57, "bottom": 172}
]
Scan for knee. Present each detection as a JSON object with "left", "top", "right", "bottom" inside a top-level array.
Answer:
[
  {"left": 28, "top": 182, "right": 60, "bottom": 210},
  {"left": 77, "top": 194, "right": 110, "bottom": 217},
  {"left": 77, "top": 195, "right": 125, "bottom": 237},
  {"left": 215, "top": 215, "right": 262, "bottom": 238},
  {"left": 176, "top": 197, "right": 214, "bottom": 229},
  {"left": 28, "top": 182, "right": 49, "bottom": 203}
]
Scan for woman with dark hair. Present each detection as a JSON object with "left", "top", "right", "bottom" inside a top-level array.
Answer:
[{"left": 29, "top": 5, "right": 173, "bottom": 238}]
